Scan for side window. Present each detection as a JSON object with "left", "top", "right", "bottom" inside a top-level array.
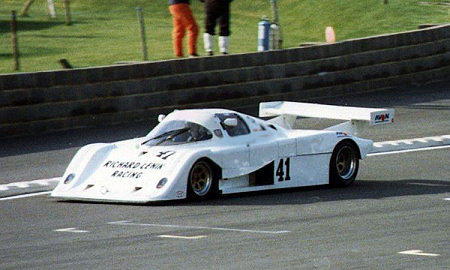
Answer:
[{"left": 216, "top": 113, "right": 250, "bottom": 137}]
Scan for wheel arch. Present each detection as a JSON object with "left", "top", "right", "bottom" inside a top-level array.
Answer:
[
  {"left": 336, "top": 138, "right": 362, "bottom": 160},
  {"left": 195, "top": 157, "right": 222, "bottom": 180},
  {"left": 186, "top": 157, "right": 222, "bottom": 199},
  {"left": 329, "top": 139, "right": 361, "bottom": 187}
]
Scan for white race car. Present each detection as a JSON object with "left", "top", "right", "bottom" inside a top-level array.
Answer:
[{"left": 51, "top": 101, "right": 394, "bottom": 203}]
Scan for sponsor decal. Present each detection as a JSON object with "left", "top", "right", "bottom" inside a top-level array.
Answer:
[
  {"left": 374, "top": 113, "right": 391, "bottom": 124},
  {"left": 111, "top": 171, "right": 143, "bottom": 179},
  {"left": 336, "top": 132, "right": 349, "bottom": 137},
  {"left": 103, "top": 160, "right": 164, "bottom": 179},
  {"left": 103, "top": 161, "right": 164, "bottom": 170},
  {"left": 156, "top": 151, "right": 176, "bottom": 160},
  {"left": 176, "top": 191, "right": 185, "bottom": 198}
]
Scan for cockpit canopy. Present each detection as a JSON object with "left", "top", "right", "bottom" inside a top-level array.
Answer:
[
  {"left": 143, "top": 109, "right": 275, "bottom": 146},
  {"left": 144, "top": 120, "right": 213, "bottom": 146}
]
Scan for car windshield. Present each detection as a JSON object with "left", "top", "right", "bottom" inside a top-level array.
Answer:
[{"left": 142, "top": 120, "right": 213, "bottom": 146}]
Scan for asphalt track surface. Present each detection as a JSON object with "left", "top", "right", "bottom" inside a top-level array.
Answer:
[{"left": 0, "top": 81, "right": 449, "bottom": 269}]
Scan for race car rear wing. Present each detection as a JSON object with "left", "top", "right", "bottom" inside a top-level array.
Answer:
[{"left": 259, "top": 101, "right": 394, "bottom": 135}]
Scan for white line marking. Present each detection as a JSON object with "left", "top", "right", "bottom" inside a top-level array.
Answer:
[
  {"left": 408, "top": 183, "right": 449, "bottom": 187},
  {"left": 444, "top": 198, "right": 450, "bottom": 201},
  {"left": 158, "top": 235, "right": 207, "bottom": 240},
  {"left": 0, "top": 191, "right": 51, "bottom": 201},
  {"left": 398, "top": 250, "right": 440, "bottom": 257},
  {"left": 54, "top": 227, "right": 89, "bottom": 233},
  {"left": 368, "top": 145, "right": 450, "bottom": 156},
  {"left": 108, "top": 220, "right": 290, "bottom": 234},
  {"left": 12, "top": 182, "right": 30, "bottom": 188}
]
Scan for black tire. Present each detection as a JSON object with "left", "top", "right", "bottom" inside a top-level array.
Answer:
[
  {"left": 187, "top": 160, "right": 217, "bottom": 200},
  {"left": 329, "top": 141, "right": 359, "bottom": 187}
]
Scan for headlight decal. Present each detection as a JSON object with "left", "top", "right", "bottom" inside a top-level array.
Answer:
[
  {"left": 64, "top": 173, "right": 76, "bottom": 184},
  {"left": 156, "top": 178, "right": 168, "bottom": 189}
]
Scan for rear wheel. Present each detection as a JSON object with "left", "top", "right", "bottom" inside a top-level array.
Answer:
[
  {"left": 330, "top": 141, "right": 359, "bottom": 186},
  {"left": 187, "top": 160, "right": 217, "bottom": 200}
]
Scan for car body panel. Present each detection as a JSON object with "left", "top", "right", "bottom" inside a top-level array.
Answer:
[{"left": 51, "top": 103, "right": 386, "bottom": 203}]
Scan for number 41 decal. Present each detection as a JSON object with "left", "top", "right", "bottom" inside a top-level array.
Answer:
[{"left": 276, "top": 158, "right": 291, "bottom": 181}]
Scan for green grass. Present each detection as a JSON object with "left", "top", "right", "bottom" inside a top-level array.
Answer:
[{"left": 0, "top": 0, "right": 448, "bottom": 74}]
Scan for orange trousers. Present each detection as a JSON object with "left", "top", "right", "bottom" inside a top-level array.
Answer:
[{"left": 169, "top": 3, "right": 199, "bottom": 57}]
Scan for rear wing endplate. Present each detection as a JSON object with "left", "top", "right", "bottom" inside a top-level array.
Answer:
[{"left": 259, "top": 101, "right": 394, "bottom": 135}]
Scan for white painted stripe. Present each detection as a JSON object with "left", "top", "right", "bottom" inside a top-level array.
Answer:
[
  {"left": 408, "top": 183, "right": 449, "bottom": 187},
  {"left": 398, "top": 250, "right": 440, "bottom": 257},
  {"left": 0, "top": 191, "right": 51, "bottom": 201},
  {"left": 444, "top": 198, "right": 450, "bottom": 201},
  {"left": 108, "top": 220, "right": 290, "bottom": 234},
  {"left": 158, "top": 235, "right": 207, "bottom": 240},
  {"left": 54, "top": 227, "right": 89, "bottom": 233},
  {"left": 368, "top": 145, "right": 450, "bottom": 156}
]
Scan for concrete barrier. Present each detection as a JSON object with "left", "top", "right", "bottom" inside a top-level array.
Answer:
[{"left": 0, "top": 24, "right": 449, "bottom": 138}]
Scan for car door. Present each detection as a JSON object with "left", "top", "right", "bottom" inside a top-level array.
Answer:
[{"left": 215, "top": 113, "right": 251, "bottom": 177}]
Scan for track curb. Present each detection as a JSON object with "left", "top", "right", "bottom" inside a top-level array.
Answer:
[
  {"left": 372, "top": 135, "right": 450, "bottom": 154},
  {"left": 0, "top": 178, "right": 60, "bottom": 198}
]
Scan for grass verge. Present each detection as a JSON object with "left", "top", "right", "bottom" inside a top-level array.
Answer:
[{"left": 0, "top": 0, "right": 448, "bottom": 74}]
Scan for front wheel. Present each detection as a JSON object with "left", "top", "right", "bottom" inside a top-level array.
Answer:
[
  {"left": 329, "top": 141, "right": 359, "bottom": 186},
  {"left": 187, "top": 160, "right": 217, "bottom": 200}
]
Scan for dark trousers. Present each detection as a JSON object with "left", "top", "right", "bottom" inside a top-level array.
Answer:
[{"left": 204, "top": 0, "right": 230, "bottom": 36}]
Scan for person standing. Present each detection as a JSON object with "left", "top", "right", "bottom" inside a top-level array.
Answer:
[
  {"left": 200, "top": 0, "right": 233, "bottom": 55},
  {"left": 168, "top": 0, "right": 199, "bottom": 57}
]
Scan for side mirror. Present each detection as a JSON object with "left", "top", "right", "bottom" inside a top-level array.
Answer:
[
  {"left": 158, "top": 114, "right": 166, "bottom": 123},
  {"left": 223, "top": 118, "right": 238, "bottom": 127}
]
